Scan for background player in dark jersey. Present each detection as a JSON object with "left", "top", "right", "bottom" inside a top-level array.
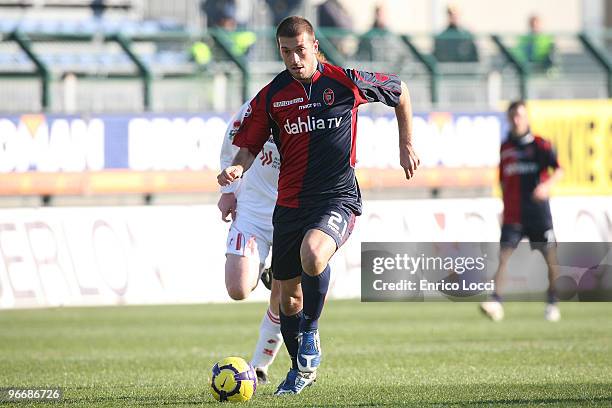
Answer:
[
  {"left": 480, "top": 100, "right": 564, "bottom": 322},
  {"left": 218, "top": 16, "right": 419, "bottom": 395}
]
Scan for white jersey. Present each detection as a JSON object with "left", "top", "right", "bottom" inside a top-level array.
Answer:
[{"left": 220, "top": 101, "right": 280, "bottom": 225}]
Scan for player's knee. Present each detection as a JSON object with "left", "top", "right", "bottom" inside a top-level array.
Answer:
[
  {"left": 300, "top": 245, "right": 327, "bottom": 276},
  {"left": 226, "top": 282, "right": 249, "bottom": 301},
  {"left": 225, "top": 257, "right": 257, "bottom": 300},
  {"left": 281, "top": 294, "right": 302, "bottom": 315}
]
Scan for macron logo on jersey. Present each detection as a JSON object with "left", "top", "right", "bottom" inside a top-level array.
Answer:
[
  {"left": 284, "top": 115, "right": 343, "bottom": 135},
  {"left": 504, "top": 162, "right": 539, "bottom": 176},
  {"left": 273, "top": 97, "right": 303, "bottom": 108}
]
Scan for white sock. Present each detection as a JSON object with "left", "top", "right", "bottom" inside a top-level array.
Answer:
[{"left": 250, "top": 307, "right": 283, "bottom": 370}]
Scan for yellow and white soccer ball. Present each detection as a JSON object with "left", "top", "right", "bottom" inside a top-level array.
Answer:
[{"left": 209, "top": 357, "right": 257, "bottom": 402}]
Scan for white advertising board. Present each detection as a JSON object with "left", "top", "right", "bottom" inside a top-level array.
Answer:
[{"left": 1, "top": 197, "right": 610, "bottom": 309}]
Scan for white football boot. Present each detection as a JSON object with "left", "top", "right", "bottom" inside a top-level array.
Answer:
[
  {"left": 479, "top": 300, "right": 505, "bottom": 321},
  {"left": 544, "top": 303, "right": 561, "bottom": 322}
]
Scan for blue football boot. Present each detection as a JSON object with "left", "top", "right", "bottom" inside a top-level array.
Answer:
[
  {"left": 297, "top": 329, "right": 321, "bottom": 373},
  {"left": 274, "top": 368, "right": 316, "bottom": 395}
]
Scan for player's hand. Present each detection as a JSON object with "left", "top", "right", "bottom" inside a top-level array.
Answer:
[
  {"left": 533, "top": 183, "right": 550, "bottom": 202},
  {"left": 217, "top": 166, "right": 244, "bottom": 186},
  {"left": 217, "top": 193, "right": 237, "bottom": 222},
  {"left": 400, "top": 143, "right": 420, "bottom": 180}
]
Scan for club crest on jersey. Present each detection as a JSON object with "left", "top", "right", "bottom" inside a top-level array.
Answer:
[{"left": 323, "top": 88, "right": 335, "bottom": 105}]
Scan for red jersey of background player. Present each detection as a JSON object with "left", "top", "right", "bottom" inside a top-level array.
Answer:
[
  {"left": 499, "top": 133, "right": 560, "bottom": 229},
  {"left": 233, "top": 61, "right": 401, "bottom": 215}
]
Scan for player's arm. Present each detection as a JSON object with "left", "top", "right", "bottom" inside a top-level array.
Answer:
[
  {"left": 217, "top": 148, "right": 256, "bottom": 187},
  {"left": 395, "top": 81, "right": 420, "bottom": 180},
  {"left": 217, "top": 90, "right": 270, "bottom": 187},
  {"left": 218, "top": 131, "right": 239, "bottom": 222},
  {"left": 219, "top": 124, "right": 240, "bottom": 177},
  {"left": 217, "top": 147, "right": 254, "bottom": 220},
  {"left": 345, "top": 69, "right": 419, "bottom": 180},
  {"left": 533, "top": 166, "right": 563, "bottom": 202},
  {"left": 218, "top": 104, "right": 251, "bottom": 221},
  {"left": 533, "top": 139, "right": 563, "bottom": 202},
  {"left": 218, "top": 192, "right": 237, "bottom": 222}
]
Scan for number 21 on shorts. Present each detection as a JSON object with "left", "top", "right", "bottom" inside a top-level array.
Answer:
[{"left": 327, "top": 211, "right": 348, "bottom": 239}]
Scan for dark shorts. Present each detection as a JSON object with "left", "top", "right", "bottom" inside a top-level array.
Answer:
[
  {"left": 272, "top": 203, "right": 356, "bottom": 281},
  {"left": 500, "top": 223, "right": 556, "bottom": 252}
]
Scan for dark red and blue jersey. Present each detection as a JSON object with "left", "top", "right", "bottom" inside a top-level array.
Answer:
[
  {"left": 499, "top": 133, "right": 560, "bottom": 228},
  {"left": 233, "top": 61, "right": 402, "bottom": 214}
]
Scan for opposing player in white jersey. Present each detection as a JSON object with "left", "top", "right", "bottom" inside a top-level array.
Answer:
[{"left": 218, "top": 101, "right": 282, "bottom": 384}]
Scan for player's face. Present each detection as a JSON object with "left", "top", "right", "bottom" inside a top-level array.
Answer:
[
  {"left": 278, "top": 32, "right": 319, "bottom": 82},
  {"left": 508, "top": 105, "right": 530, "bottom": 136}
]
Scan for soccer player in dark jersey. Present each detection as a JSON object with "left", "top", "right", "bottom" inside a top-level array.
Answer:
[
  {"left": 480, "top": 100, "right": 563, "bottom": 322},
  {"left": 217, "top": 16, "right": 419, "bottom": 395}
]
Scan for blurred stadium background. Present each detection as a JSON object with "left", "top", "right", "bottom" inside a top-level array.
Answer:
[
  {"left": 0, "top": 0, "right": 609, "bottom": 298},
  {"left": 0, "top": 0, "right": 610, "bottom": 308}
]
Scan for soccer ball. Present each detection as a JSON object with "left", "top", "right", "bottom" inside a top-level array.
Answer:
[{"left": 209, "top": 357, "right": 257, "bottom": 402}]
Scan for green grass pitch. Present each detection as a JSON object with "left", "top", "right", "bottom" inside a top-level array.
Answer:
[{"left": 1, "top": 300, "right": 611, "bottom": 407}]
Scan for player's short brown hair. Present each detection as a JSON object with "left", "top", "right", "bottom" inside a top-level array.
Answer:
[
  {"left": 507, "top": 100, "right": 526, "bottom": 114},
  {"left": 276, "top": 16, "right": 315, "bottom": 41}
]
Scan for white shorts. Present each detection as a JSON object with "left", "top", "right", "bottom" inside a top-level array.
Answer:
[{"left": 225, "top": 215, "right": 273, "bottom": 268}]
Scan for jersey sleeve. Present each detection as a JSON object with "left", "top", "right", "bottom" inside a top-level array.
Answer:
[
  {"left": 535, "top": 136, "right": 560, "bottom": 170},
  {"left": 233, "top": 87, "right": 271, "bottom": 157},
  {"left": 219, "top": 127, "right": 239, "bottom": 171},
  {"left": 344, "top": 69, "right": 402, "bottom": 107},
  {"left": 543, "top": 140, "right": 560, "bottom": 169},
  {"left": 219, "top": 103, "right": 250, "bottom": 194}
]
